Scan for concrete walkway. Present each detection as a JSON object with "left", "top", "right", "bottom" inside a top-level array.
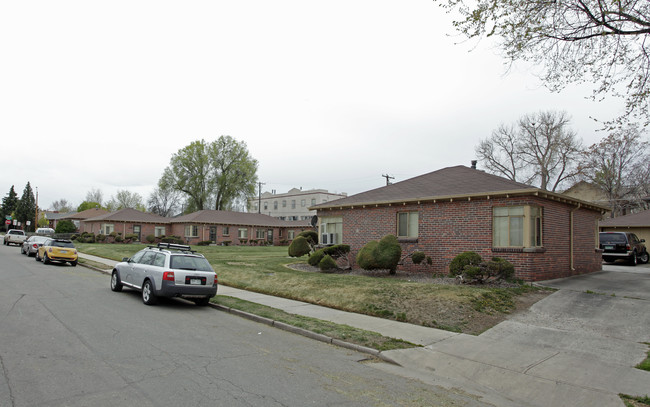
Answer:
[{"left": 80, "top": 253, "right": 650, "bottom": 407}]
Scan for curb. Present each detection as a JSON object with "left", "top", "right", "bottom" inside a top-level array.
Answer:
[
  {"left": 80, "top": 261, "right": 401, "bottom": 366},
  {"left": 209, "top": 303, "right": 401, "bottom": 365}
]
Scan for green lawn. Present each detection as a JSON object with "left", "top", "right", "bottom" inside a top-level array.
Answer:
[{"left": 75, "top": 243, "right": 542, "bottom": 334}]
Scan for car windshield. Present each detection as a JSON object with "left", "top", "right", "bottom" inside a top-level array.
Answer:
[
  {"left": 600, "top": 233, "right": 626, "bottom": 244},
  {"left": 51, "top": 240, "right": 75, "bottom": 248},
  {"left": 170, "top": 255, "right": 213, "bottom": 271}
]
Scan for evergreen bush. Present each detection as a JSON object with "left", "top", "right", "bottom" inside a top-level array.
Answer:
[
  {"left": 55, "top": 219, "right": 77, "bottom": 234},
  {"left": 411, "top": 251, "right": 426, "bottom": 264},
  {"left": 319, "top": 255, "right": 338, "bottom": 271},
  {"left": 298, "top": 230, "right": 318, "bottom": 245},
  {"left": 145, "top": 234, "right": 156, "bottom": 243},
  {"left": 288, "top": 236, "right": 311, "bottom": 257},
  {"left": 449, "top": 251, "right": 482, "bottom": 277},
  {"left": 308, "top": 249, "right": 325, "bottom": 266},
  {"left": 356, "top": 235, "right": 402, "bottom": 274}
]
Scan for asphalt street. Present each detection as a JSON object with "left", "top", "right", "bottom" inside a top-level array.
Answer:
[{"left": 0, "top": 244, "right": 487, "bottom": 407}]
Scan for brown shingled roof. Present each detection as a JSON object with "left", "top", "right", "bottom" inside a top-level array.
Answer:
[
  {"left": 61, "top": 208, "right": 109, "bottom": 220},
  {"left": 599, "top": 210, "right": 650, "bottom": 227},
  {"left": 171, "top": 210, "right": 311, "bottom": 227},
  {"left": 84, "top": 208, "right": 169, "bottom": 223},
  {"left": 311, "top": 165, "right": 608, "bottom": 212}
]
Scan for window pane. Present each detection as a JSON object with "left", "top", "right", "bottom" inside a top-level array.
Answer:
[
  {"left": 509, "top": 216, "right": 523, "bottom": 246},
  {"left": 509, "top": 207, "right": 524, "bottom": 216},
  {"left": 397, "top": 213, "right": 408, "bottom": 237},
  {"left": 408, "top": 212, "right": 418, "bottom": 237},
  {"left": 494, "top": 207, "right": 509, "bottom": 216},
  {"left": 494, "top": 217, "right": 509, "bottom": 247}
]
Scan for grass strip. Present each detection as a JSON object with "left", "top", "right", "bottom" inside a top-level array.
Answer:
[{"left": 214, "top": 295, "right": 418, "bottom": 352}]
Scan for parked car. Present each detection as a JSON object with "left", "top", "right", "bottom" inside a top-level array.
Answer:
[
  {"left": 3, "top": 229, "right": 27, "bottom": 246},
  {"left": 111, "top": 243, "right": 218, "bottom": 306},
  {"left": 35, "top": 228, "right": 55, "bottom": 236},
  {"left": 599, "top": 232, "right": 649, "bottom": 266},
  {"left": 21, "top": 235, "right": 51, "bottom": 257},
  {"left": 36, "top": 238, "right": 78, "bottom": 266}
]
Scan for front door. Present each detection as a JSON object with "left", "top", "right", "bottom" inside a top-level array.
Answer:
[
  {"left": 133, "top": 225, "right": 141, "bottom": 241},
  {"left": 267, "top": 229, "right": 273, "bottom": 244},
  {"left": 209, "top": 226, "right": 217, "bottom": 242}
]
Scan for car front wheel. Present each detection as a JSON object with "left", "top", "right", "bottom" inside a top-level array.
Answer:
[
  {"left": 111, "top": 271, "right": 123, "bottom": 292},
  {"left": 639, "top": 251, "right": 649, "bottom": 264},
  {"left": 142, "top": 280, "right": 157, "bottom": 305},
  {"left": 43, "top": 253, "right": 50, "bottom": 264}
]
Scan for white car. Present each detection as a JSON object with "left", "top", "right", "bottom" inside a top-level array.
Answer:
[
  {"left": 111, "top": 243, "right": 218, "bottom": 306},
  {"left": 21, "top": 235, "right": 51, "bottom": 256}
]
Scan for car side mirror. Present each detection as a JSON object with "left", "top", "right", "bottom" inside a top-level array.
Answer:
[
  {"left": 122, "top": 257, "right": 131, "bottom": 262},
  {"left": 640, "top": 239, "right": 646, "bottom": 243}
]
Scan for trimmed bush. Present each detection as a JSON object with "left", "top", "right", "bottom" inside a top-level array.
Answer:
[
  {"left": 356, "top": 235, "right": 402, "bottom": 274},
  {"left": 198, "top": 240, "right": 212, "bottom": 246},
  {"left": 449, "top": 251, "right": 482, "bottom": 277},
  {"left": 288, "top": 236, "right": 311, "bottom": 257},
  {"left": 55, "top": 219, "right": 77, "bottom": 234},
  {"left": 488, "top": 257, "right": 515, "bottom": 280},
  {"left": 161, "top": 235, "right": 184, "bottom": 244},
  {"left": 308, "top": 249, "right": 325, "bottom": 266},
  {"left": 145, "top": 234, "right": 156, "bottom": 243},
  {"left": 319, "top": 255, "right": 338, "bottom": 271},
  {"left": 411, "top": 251, "right": 426, "bottom": 265},
  {"left": 323, "top": 244, "right": 350, "bottom": 257},
  {"left": 298, "top": 230, "right": 318, "bottom": 245}
]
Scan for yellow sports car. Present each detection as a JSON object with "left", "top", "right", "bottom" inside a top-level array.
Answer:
[{"left": 36, "top": 238, "right": 78, "bottom": 266}]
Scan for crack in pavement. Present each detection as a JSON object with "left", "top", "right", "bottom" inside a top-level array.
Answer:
[{"left": 0, "top": 353, "right": 15, "bottom": 407}]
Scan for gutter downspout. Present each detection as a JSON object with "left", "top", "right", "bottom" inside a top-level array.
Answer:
[{"left": 570, "top": 203, "right": 581, "bottom": 271}]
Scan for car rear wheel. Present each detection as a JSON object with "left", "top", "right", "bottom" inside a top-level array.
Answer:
[
  {"left": 194, "top": 297, "right": 210, "bottom": 306},
  {"left": 111, "top": 271, "right": 123, "bottom": 292},
  {"left": 142, "top": 280, "right": 157, "bottom": 305},
  {"left": 639, "top": 251, "right": 649, "bottom": 264},
  {"left": 70, "top": 260, "right": 77, "bottom": 267},
  {"left": 603, "top": 256, "right": 615, "bottom": 263},
  {"left": 629, "top": 251, "right": 638, "bottom": 266}
]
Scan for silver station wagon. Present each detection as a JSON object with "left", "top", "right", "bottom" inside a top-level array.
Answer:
[{"left": 111, "top": 243, "right": 218, "bottom": 306}]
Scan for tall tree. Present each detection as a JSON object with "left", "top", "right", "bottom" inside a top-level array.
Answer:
[
  {"left": 161, "top": 136, "right": 259, "bottom": 212},
  {"left": 578, "top": 125, "right": 650, "bottom": 216},
  {"left": 105, "top": 190, "right": 145, "bottom": 211},
  {"left": 77, "top": 201, "right": 102, "bottom": 212},
  {"left": 1, "top": 186, "right": 18, "bottom": 231},
  {"left": 476, "top": 111, "right": 582, "bottom": 191},
  {"left": 15, "top": 182, "right": 36, "bottom": 232},
  {"left": 440, "top": 0, "right": 650, "bottom": 127},
  {"left": 50, "top": 199, "right": 74, "bottom": 213},
  {"left": 85, "top": 188, "right": 104, "bottom": 206},
  {"left": 147, "top": 183, "right": 181, "bottom": 217}
]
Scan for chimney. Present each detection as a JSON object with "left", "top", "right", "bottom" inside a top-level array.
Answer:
[{"left": 471, "top": 160, "right": 477, "bottom": 169}]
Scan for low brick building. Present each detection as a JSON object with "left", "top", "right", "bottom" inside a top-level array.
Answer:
[{"left": 312, "top": 165, "right": 608, "bottom": 281}]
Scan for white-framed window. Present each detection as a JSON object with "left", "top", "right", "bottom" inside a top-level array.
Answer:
[
  {"left": 154, "top": 226, "right": 166, "bottom": 237},
  {"left": 288, "top": 230, "right": 295, "bottom": 240},
  {"left": 319, "top": 216, "right": 343, "bottom": 244},
  {"left": 256, "top": 229, "right": 265, "bottom": 239},
  {"left": 184, "top": 225, "right": 199, "bottom": 237},
  {"left": 238, "top": 228, "right": 248, "bottom": 239},
  {"left": 493, "top": 206, "right": 543, "bottom": 247},
  {"left": 301, "top": 199, "right": 306, "bottom": 207},
  {"left": 103, "top": 223, "right": 115, "bottom": 235},
  {"left": 223, "top": 226, "right": 230, "bottom": 236},
  {"left": 397, "top": 212, "right": 418, "bottom": 238}
]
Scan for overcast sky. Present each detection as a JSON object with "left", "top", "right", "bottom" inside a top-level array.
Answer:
[{"left": 1, "top": 0, "right": 624, "bottom": 211}]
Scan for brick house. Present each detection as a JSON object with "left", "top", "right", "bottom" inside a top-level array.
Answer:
[
  {"left": 169, "top": 210, "right": 312, "bottom": 245},
  {"left": 81, "top": 208, "right": 169, "bottom": 240},
  {"left": 311, "top": 165, "right": 608, "bottom": 281},
  {"left": 60, "top": 208, "right": 110, "bottom": 231},
  {"left": 599, "top": 209, "right": 650, "bottom": 244}
]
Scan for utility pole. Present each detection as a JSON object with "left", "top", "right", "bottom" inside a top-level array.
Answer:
[
  {"left": 35, "top": 187, "right": 38, "bottom": 232},
  {"left": 257, "top": 182, "right": 265, "bottom": 213},
  {"left": 382, "top": 174, "right": 394, "bottom": 186}
]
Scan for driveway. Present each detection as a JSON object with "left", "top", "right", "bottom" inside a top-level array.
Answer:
[{"left": 378, "top": 264, "right": 650, "bottom": 407}]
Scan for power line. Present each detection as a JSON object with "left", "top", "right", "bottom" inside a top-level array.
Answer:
[{"left": 382, "top": 174, "right": 394, "bottom": 186}]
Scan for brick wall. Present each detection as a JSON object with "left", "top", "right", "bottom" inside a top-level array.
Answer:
[{"left": 320, "top": 195, "right": 603, "bottom": 281}]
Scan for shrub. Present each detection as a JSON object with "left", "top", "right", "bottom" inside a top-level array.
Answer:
[
  {"left": 55, "top": 219, "right": 77, "bottom": 234},
  {"left": 323, "top": 244, "right": 350, "bottom": 257},
  {"left": 488, "top": 257, "right": 515, "bottom": 280},
  {"left": 125, "top": 234, "right": 139, "bottom": 242},
  {"left": 426, "top": 256, "right": 433, "bottom": 265},
  {"left": 198, "top": 240, "right": 212, "bottom": 246},
  {"left": 115, "top": 235, "right": 124, "bottom": 243},
  {"left": 411, "top": 251, "right": 426, "bottom": 265},
  {"left": 222, "top": 240, "right": 231, "bottom": 246},
  {"left": 298, "top": 230, "right": 318, "bottom": 245},
  {"left": 145, "top": 234, "right": 156, "bottom": 243},
  {"left": 319, "top": 255, "right": 338, "bottom": 271},
  {"left": 356, "top": 235, "right": 402, "bottom": 274},
  {"left": 455, "top": 256, "right": 516, "bottom": 283},
  {"left": 449, "top": 251, "right": 483, "bottom": 277},
  {"left": 96, "top": 234, "right": 107, "bottom": 242},
  {"left": 288, "top": 236, "right": 311, "bottom": 257},
  {"left": 308, "top": 249, "right": 325, "bottom": 266},
  {"left": 161, "top": 235, "right": 184, "bottom": 244}
]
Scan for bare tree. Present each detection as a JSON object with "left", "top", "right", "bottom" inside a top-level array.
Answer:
[
  {"left": 50, "top": 199, "right": 74, "bottom": 213},
  {"left": 578, "top": 125, "right": 650, "bottom": 216},
  {"left": 147, "top": 185, "right": 181, "bottom": 217},
  {"left": 476, "top": 111, "right": 582, "bottom": 191},
  {"left": 440, "top": 0, "right": 650, "bottom": 127},
  {"left": 105, "top": 190, "right": 145, "bottom": 211},
  {"left": 85, "top": 188, "right": 104, "bottom": 206}
]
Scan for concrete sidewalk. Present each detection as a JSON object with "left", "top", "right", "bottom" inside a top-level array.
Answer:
[{"left": 80, "top": 253, "right": 650, "bottom": 407}]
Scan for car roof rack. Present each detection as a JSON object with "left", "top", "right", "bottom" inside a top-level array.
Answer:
[{"left": 153, "top": 242, "right": 196, "bottom": 253}]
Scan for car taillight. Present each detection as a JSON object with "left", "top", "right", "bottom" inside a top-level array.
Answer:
[
  {"left": 214, "top": 275, "right": 218, "bottom": 285},
  {"left": 627, "top": 245, "right": 631, "bottom": 250},
  {"left": 163, "top": 271, "right": 175, "bottom": 281},
  {"left": 32, "top": 244, "right": 38, "bottom": 249}
]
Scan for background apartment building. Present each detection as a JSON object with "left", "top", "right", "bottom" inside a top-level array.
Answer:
[{"left": 250, "top": 188, "right": 347, "bottom": 221}]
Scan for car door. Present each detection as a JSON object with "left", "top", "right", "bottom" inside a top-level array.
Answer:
[
  {"left": 132, "top": 251, "right": 157, "bottom": 289},
  {"left": 121, "top": 250, "right": 145, "bottom": 285}
]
